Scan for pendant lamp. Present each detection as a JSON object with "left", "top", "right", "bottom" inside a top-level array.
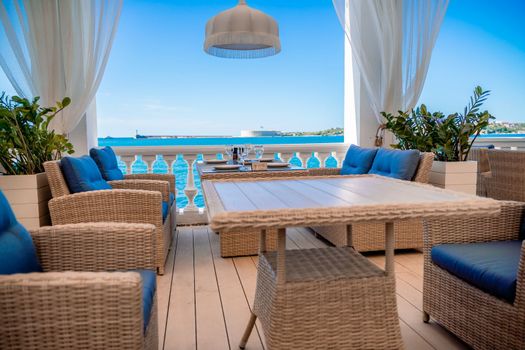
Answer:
[{"left": 204, "top": 0, "right": 281, "bottom": 59}]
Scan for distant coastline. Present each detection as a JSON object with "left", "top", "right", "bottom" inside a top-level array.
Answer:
[{"left": 99, "top": 135, "right": 345, "bottom": 147}]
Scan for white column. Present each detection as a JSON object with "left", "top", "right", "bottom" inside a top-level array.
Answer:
[{"left": 344, "top": 35, "right": 358, "bottom": 146}]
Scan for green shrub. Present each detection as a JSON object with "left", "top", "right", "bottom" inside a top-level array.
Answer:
[
  {"left": 0, "top": 93, "right": 74, "bottom": 175},
  {"left": 382, "top": 86, "right": 494, "bottom": 161}
]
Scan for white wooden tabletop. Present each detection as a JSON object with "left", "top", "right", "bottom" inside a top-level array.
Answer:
[{"left": 202, "top": 175, "right": 501, "bottom": 231}]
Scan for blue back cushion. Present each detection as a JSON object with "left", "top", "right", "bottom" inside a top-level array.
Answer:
[
  {"left": 432, "top": 240, "right": 522, "bottom": 303},
  {"left": 136, "top": 269, "right": 157, "bottom": 332},
  {"left": 61, "top": 156, "right": 112, "bottom": 193},
  {"left": 162, "top": 201, "right": 169, "bottom": 223},
  {"left": 368, "top": 148, "right": 420, "bottom": 180},
  {"left": 340, "top": 145, "right": 378, "bottom": 175},
  {"left": 0, "top": 191, "right": 42, "bottom": 274},
  {"left": 90, "top": 147, "right": 124, "bottom": 181}
]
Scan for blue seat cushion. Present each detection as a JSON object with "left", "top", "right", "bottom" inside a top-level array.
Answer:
[
  {"left": 61, "top": 156, "right": 112, "bottom": 193},
  {"left": 135, "top": 270, "right": 156, "bottom": 332},
  {"left": 162, "top": 201, "right": 169, "bottom": 222},
  {"left": 431, "top": 240, "right": 522, "bottom": 303},
  {"left": 169, "top": 193, "right": 175, "bottom": 207},
  {"left": 340, "top": 145, "right": 378, "bottom": 175},
  {"left": 0, "top": 191, "right": 42, "bottom": 274},
  {"left": 368, "top": 148, "right": 420, "bottom": 180},
  {"left": 90, "top": 146, "right": 125, "bottom": 181}
]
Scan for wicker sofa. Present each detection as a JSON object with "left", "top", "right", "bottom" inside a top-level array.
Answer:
[
  {"left": 309, "top": 152, "right": 434, "bottom": 251},
  {"left": 44, "top": 160, "right": 173, "bottom": 274},
  {"left": 0, "top": 191, "right": 158, "bottom": 350},
  {"left": 423, "top": 201, "right": 525, "bottom": 349}
]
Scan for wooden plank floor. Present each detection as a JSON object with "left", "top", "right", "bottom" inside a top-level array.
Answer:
[{"left": 158, "top": 226, "right": 471, "bottom": 350}]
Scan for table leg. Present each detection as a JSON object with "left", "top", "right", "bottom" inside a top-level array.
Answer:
[
  {"left": 276, "top": 228, "right": 286, "bottom": 284},
  {"left": 259, "top": 229, "right": 267, "bottom": 254},
  {"left": 346, "top": 224, "right": 353, "bottom": 248},
  {"left": 239, "top": 228, "right": 282, "bottom": 348},
  {"left": 385, "top": 222, "right": 395, "bottom": 276},
  {"left": 239, "top": 312, "right": 257, "bottom": 349}
]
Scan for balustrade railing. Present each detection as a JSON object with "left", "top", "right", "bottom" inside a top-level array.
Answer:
[{"left": 112, "top": 143, "right": 349, "bottom": 224}]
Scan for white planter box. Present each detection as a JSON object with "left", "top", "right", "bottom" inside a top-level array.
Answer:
[
  {"left": 429, "top": 160, "right": 478, "bottom": 195},
  {"left": 0, "top": 173, "right": 51, "bottom": 229}
]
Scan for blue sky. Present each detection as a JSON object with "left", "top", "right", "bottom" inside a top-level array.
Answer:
[{"left": 1, "top": 0, "right": 524, "bottom": 137}]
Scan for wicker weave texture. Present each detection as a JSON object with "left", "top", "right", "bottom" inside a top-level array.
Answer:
[
  {"left": 219, "top": 228, "right": 278, "bottom": 257},
  {"left": 313, "top": 220, "right": 423, "bottom": 251},
  {"left": 44, "top": 161, "right": 173, "bottom": 274},
  {"left": 423, "top": 201, "right": 525, "bottom": 350},
  {"left": 31, "top": 223, "right": 157, "bottom": 272},
  {"left": 0, "top": 271, "right": 157, "bottom": 350},
  {"left": 109, "top": 179, "right": 170, "bottom": 202},
  {"left": 125, "top": 173, "right": 176, "bottom": 197},
  {"left": 253, "top": 247, "right": 403, "bottom": 349},
  {"left": 199, "top": 168, "right": 308, "bottom": 181},
  {"left": 309, "top": 152, "right": 433, "bottom": 251},
  {"left": 482, "top": 150, "right": 525, "bottom": 202}
]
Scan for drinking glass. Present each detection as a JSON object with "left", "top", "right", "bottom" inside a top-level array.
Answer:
[
  {"left": 239, "top": 145, "right": 249, "bottom": 166},
  {"left": 225, "top": 145, "right": 234, "bottom": 161},
  {"left": 254, "top": 145, "right": 264, "bottom": 159}
]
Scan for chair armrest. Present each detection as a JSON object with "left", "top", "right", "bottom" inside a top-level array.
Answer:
[
  {"left": 515, "top": 242, "right": 525, "bottom": 308},
  {"left": 424, "top": 201, "right": 524, "bottom": 248},
  {"left": 31, "top": 223, "right": 156, "bottom": 272},
  {"left": 0, "top": 272, "right": 144, "bottom": 349},
  {"left": 109, "top": 179, "right": 170, "bottom": 202},
  {"left": 125, "top": 173, "right": 175, "bottom": 194},
  {"left": 48, "top": 189, "right": 163, "bottom": 228},
  {"left": 308, "top": 168, "right": 341, "bottom": 176}
]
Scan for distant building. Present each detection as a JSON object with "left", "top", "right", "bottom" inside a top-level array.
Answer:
[{"left": 240, "top": 130, "right": 281, "bottom": 137}]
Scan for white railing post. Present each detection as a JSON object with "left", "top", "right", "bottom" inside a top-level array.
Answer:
[
  {"left": 184, "top": 155, "right": 198, "bottom": 212},
  {"left": 297, "top": 152, "right": 308, "bottom": 168},
  {"left": 316, "top": 152, "right": 329, "bottom": 168},
  {"left": 163, "top": 155, "right": 177, "bottom": 174},
  {"left": 120, "top": 155, "right": 134, "bottom": 174},
  {"left": 142, "top": 155, "right": 156, "bottom": 173}
]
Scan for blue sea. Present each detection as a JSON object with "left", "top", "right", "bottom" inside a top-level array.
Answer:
[{"left": 99, "top": 136, "right": 344, "bottom": 208}]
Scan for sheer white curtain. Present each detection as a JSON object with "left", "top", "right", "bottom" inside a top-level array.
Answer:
[
  {"left": 0, "top": 0, "right": 122, "bottom": 135},
  {"left": 333, "top": 0, "right": 449, "bottom": 123}
]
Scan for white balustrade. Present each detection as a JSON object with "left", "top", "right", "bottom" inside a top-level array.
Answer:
[{"left": 112, "top": 143, "right": 349, "bottom": 224}]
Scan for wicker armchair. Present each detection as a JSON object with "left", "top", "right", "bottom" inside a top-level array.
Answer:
[
  {"left": 479, "top": 149, "right": 525, "bottom": 202},
  {"left": 423, "top": 201, "right": 525, "bottom": 350},
  {"left": 0, "top": 222, "right": 158, "bottom": 350},
  {"left": 309, "top": 152, "right": 434, "bottom": 251},
  {"left": 44, "top": 160, "right": 173, "bottom": 274},
  {"left": 467, "top": 148, "right": 492, "bottom": 197}
]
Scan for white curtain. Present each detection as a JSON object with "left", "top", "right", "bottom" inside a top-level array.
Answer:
[
  {"left": 333, "top": 0, "right": 449, "bottom": 122},
  {"left": 0, "top": 0, "right": 122, "bottom": 134}
]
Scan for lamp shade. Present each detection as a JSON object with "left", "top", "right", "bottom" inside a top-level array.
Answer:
[{"left": 204, "top": 0, "right": 281, "bottom": 59}]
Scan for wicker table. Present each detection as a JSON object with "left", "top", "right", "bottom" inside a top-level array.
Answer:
[
  {"left": 197, "top": 161, "right": 308, "bottom": 257},
  {"left": 197, "top": 161, "right": 307, "bottom": 180},
  {"left": 202, "top": 174, "right": 500, "bottom": 349}
]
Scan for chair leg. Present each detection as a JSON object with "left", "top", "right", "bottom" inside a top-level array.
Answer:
[
  {"left": 239, "top": 312, "right": 257, "bottom": 349},
  {"left": 423, "top": 311, "right": 430, "bottom": 323}
]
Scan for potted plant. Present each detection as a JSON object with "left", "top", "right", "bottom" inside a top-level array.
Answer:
[
  {"left": 382, "top": 86, "right": 493, "bottom": 194},
  {"left": 0, "top": 93, "right": 73, "bottom": 228}
]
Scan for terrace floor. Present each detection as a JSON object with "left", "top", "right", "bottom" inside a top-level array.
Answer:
[{"left": 157, "top": 226, "right": 470, "bottom": 350}]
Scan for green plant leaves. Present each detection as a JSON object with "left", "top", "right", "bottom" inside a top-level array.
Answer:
[
  {"left": 383, "top": 86, "right": 494, "bottom": 162},
  {"left": 0, "top": 92, "right": 74, "bottom": 175}
]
